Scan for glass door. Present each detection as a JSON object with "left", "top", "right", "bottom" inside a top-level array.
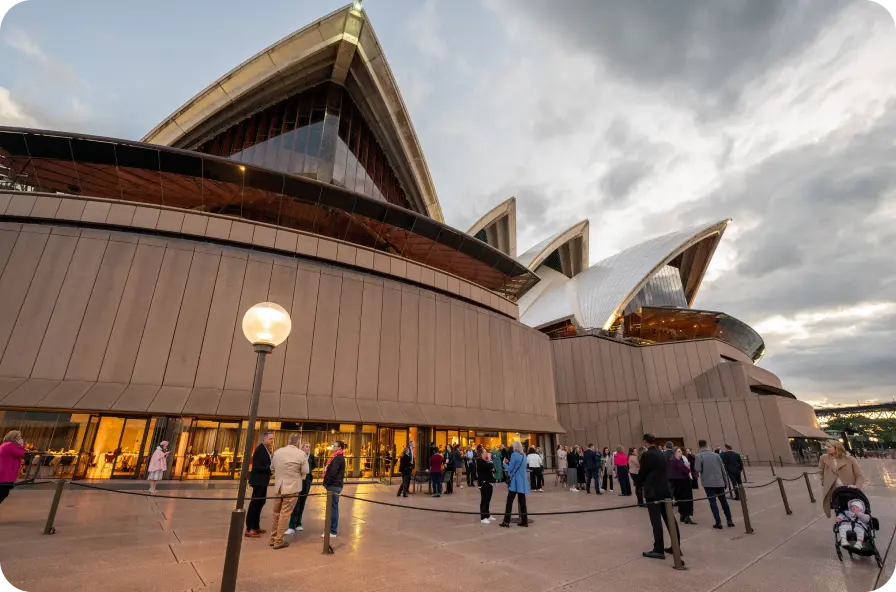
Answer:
[
  {"left": 211, "top": 421, "right": 241, "bottom": 479},
  {"left": 376, "top": 427, "right": 394, "bottom": 480},
  {"left": 112, "top": 418, "right": 150, "bottom": 477},
  {"left": 392, "top": 429, "right": 408, "bottom": 476},
  {"left": 80, "top": 416, "right": 150, "bottom": 479}
]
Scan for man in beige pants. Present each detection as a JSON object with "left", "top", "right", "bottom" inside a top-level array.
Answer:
[{"left": 269, "top": 433, "right": 309, "bottom": 549}]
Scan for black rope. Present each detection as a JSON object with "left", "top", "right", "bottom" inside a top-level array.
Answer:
[
  {"left": 745, "top": 479, "right": 778, "bottom": 489},
  {"left": 67, "top": 481, "right": 327, "bottom": 501},
  {"left": 12, "top": 479, "right": 55, "bottom": 486},
  {"left": 340, "top": 489, "right": 734, "bottom": 516}
]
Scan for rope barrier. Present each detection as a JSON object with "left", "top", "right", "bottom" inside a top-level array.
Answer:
[
  {"left": 744, "top": 479, "right": 779, "bottom": 489},
  {"left": 67, "top": 481, "right": 328, "bottom": 501},
  {"left": 12, "top": 479, "right": 54, "bottom": 487},
  {"left": 60, "top": 480, "right": 731, "bottom": 515}
]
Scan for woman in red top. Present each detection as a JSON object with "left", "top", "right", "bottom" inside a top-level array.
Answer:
[
  {"left": 429, "top": 449, "right": 444, "bottom": 497},
  {"left": 0, "top": 430, "right": 26, "bottom": 506},
  {"left": 613, "top": 446, "right": 632, "bottom": 496}
]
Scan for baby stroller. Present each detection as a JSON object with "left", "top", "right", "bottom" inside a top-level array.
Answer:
[{"left": 830, "top": 486, "right": 882, "bottom": 568}]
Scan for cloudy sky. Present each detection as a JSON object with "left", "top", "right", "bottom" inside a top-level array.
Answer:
[{"left": 1, "top": 0, "right": 894, "bottom": 406}]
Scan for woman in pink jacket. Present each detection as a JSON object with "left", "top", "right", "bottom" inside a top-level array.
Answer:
[
  {"left": 1, "top": 430, "right": 26, "bottom": 506},
  {"left": 146, "top": 441, "right": 170, "bottom": 494}
]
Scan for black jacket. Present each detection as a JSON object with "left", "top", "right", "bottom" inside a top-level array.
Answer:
[
  {"left": 720, "top": 450, "right": 743, "bottom": 475},
  {"left": 567, "top": 451, "right": 579, "bottom": 469},
  {"left": 323, "top": 454, "right": 346, "bottom": 488},
  {"left": 248, "top": 443, "right": 272, "bottom": 488},
  {"left": 476, "top": 458, "right": 496, "bottom": 485},
  {"left": 398, "top": 450, "right": 414, "bottom": 474},
  {"left": 640, "top": 446, "right": 672, "bottom": 501},
  {"left": 583, "top": 449, "right": 600, "bottom": 471}
]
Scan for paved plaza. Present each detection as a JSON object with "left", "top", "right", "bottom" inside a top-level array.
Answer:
[{"left": 0, "top": 462, "right": 894, "bottom": 592}]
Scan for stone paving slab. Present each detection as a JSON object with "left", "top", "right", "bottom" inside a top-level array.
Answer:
[{"left": 0, "top": 463, "right": 893, "bottom": 592}]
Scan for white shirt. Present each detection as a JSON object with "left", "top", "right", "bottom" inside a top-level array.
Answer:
[{"left": 527, "top": 453, "right": 543, "bottom": 468}]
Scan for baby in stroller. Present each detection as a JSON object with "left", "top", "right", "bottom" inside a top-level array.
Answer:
[{"left": 836, "top": 498, "right": 871, "bottom": 550}]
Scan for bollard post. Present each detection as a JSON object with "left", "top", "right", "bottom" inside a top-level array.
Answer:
[
  {"left": 779, "top": 456, "right": 783, "bottom": 467},
  {"left": 664, "top": 500, "right": 686, "bottom": 570},
  {"left": 803, "top": 472, "right": 816, "bottom": 503},
  {"left": 742, "top": 465, "right": 748, "bottom": 482},
  {"left": 776, "top": 477, "right": 792, "bottom": 515},
  {"left": 43, "top": 479, "right": 65, "bottom": 535},
  {"left": 769, "top": 460, "right": 776, "bottom": 477},
  {"left": 746, "top": 456, "right": 751, "bottom": 467},
  {"left": 738, "top": 484, "right": 754, "bottom": 534},
  {"left": 322, "top": 490, "right": 334, "bottom": 555}
]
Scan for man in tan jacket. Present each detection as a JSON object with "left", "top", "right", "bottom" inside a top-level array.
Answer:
[{"left": 269, "top": 434, "right": 310, "bottom": 549}]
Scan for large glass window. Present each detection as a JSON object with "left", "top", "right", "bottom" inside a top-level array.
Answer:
[
  {"left": 624, "top": 307, "right": 766, "bottom": 362},
  {"left": 197, "top": 82, "right": 413, "bottom": 211},
  {"left": 624, "top": 265, "right": 688, "bottom": 315},
  {"left": 0, "top": 411, "right": 92, "bottom": 479}
]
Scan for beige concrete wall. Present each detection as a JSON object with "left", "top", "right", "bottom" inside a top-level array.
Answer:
[
  {"left": 553, "top": 335, "right": 812, "bottom": 462},
  {"left": 0, "top": 192, "right": 519, "bottom": 319},
  {"left": 0, "top": 220, "right": 560, "bottom": 432}
]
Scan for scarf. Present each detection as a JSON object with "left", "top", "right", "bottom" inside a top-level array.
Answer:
[{"left": 326, "top": 448, "right": 344, "bottom": 468}]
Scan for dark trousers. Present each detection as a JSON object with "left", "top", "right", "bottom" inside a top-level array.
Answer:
[
  {"left": 431, "top": 472, "right": 443, "bottom": 495},
  {"left": 288, "top": 475, "right": 314, "bottom": 529},
  {"left": 466, "top": 461, "right": 477, "bottom": 486},
  {"left": 671, "top": 479, "right": 693, "bottom": 518},
  {"left": 602, "top": 468, "right": 614, "bottom": 491},
  {"left": 444, "top": 469, "right": 455, "bottom": 494},
  {"left": 585, "top": 469, "right": 601, "bottom": 493},
  {"left": 397, "top": 471, "right": 411, "bottom": 497},
  {"left": 646, "top": 498, "right": 680, "bottom": 553},
  {"left": 632, "top": 474, "right": 644, "bottom": 505},
  {"left": 480, "top": 483, "right": 493, "bottom": 519},
  {"left": 534, "top": 467, "right": 544, "bottom": 490},
  {"left": 0, "top": 483, "right": 12, "bottom": 505},
  {"left": 503, "top": 491, "right": 528, "bottom": 524},
  {"left": 728, "top": 472, "right": 743, "bottom": 498},
  {"left": 617, "top": 466, "right": 632, "bottom": 495},
  {"left": 705, "top": 487, "right": 732, "bottom": 524},
  {"left": 245, "top": 484, "right": 267, "bottom": 531}
]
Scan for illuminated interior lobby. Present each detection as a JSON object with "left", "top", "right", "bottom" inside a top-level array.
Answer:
[{"left": 0, "top": 3, "right": 825, "bottom": 483}]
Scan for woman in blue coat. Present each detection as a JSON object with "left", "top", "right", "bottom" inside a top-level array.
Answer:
[{"left": 499, "top": 441, "right": 530, "bottom": 528}]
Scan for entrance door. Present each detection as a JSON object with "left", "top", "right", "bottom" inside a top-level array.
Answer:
[{"left": 80, "top": 416, "right": 151, "bottom": 479}]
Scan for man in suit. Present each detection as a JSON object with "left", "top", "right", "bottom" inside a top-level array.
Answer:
[
  {"left": 583, "top": 444, "right": 602, "bottom": 494},
  {"left": 640, "top": 433, "right": 682, "bottom": 562},
  {"left": 268, "top": 434, "right": 309, "bottom": 549},
  {"left": 695, "top": 440, "right": 735, "bottom": 528},
  {"left": 397, "top": 441, "right": 415, "bottom": 498},
  {"left": 720, "top": 444, "right": 744, "bottom": 500},
  {"left": 245, "top": 431, "right": 274, "bottom": 538}
]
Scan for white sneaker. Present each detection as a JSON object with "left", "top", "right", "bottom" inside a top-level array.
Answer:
[
  {"left": 321, "top": 533, "right": 337, "bottom": 538},
  {"left": 481, "top": 519, "right": 490, "bottom": 524},
  {"left": 295, "top": 526, "right": 304, "bottom": 532},
  {"left": 285, "top": 528, "right": 296, "bottom": 535},
  {"left": 488, "top": 517, "right": 496, "bottom": 522},
  {"left": 570, "top": 488, "right": 578, "bottom": 492}
]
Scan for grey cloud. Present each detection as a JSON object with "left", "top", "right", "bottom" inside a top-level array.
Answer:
[
  {"left": 600, "top": 160, "right": 651, "bottom": 200},
  {"left": 505, "top": 0, "right": 861, "bottom": 116},
  {"left": 662, "top": 104, "right": 896, "bottom": 401}
]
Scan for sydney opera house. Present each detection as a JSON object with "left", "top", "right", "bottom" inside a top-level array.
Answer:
[{"left": 0, "top": 3, "right": 827, "bottom": 482}]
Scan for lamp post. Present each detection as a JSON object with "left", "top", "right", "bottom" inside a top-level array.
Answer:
[{"left": 220, "top": 302, "right": 292, "bottom": 592}]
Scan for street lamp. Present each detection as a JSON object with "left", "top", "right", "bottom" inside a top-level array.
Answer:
[{"left": 221, "top": 302, "right": 291, "bottom": 592}]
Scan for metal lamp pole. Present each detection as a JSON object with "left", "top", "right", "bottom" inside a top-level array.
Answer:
[{"left": 220, "top": 302, "right": 291, "bottom": 592}]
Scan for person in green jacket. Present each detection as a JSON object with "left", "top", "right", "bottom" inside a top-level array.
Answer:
[{"left": 492, "top": 445, "right": 504, "bottom": 481}]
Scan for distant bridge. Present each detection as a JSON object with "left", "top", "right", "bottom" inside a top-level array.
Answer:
[{"left": 815, "top": 402, "right": 896, "bottom": 424}]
